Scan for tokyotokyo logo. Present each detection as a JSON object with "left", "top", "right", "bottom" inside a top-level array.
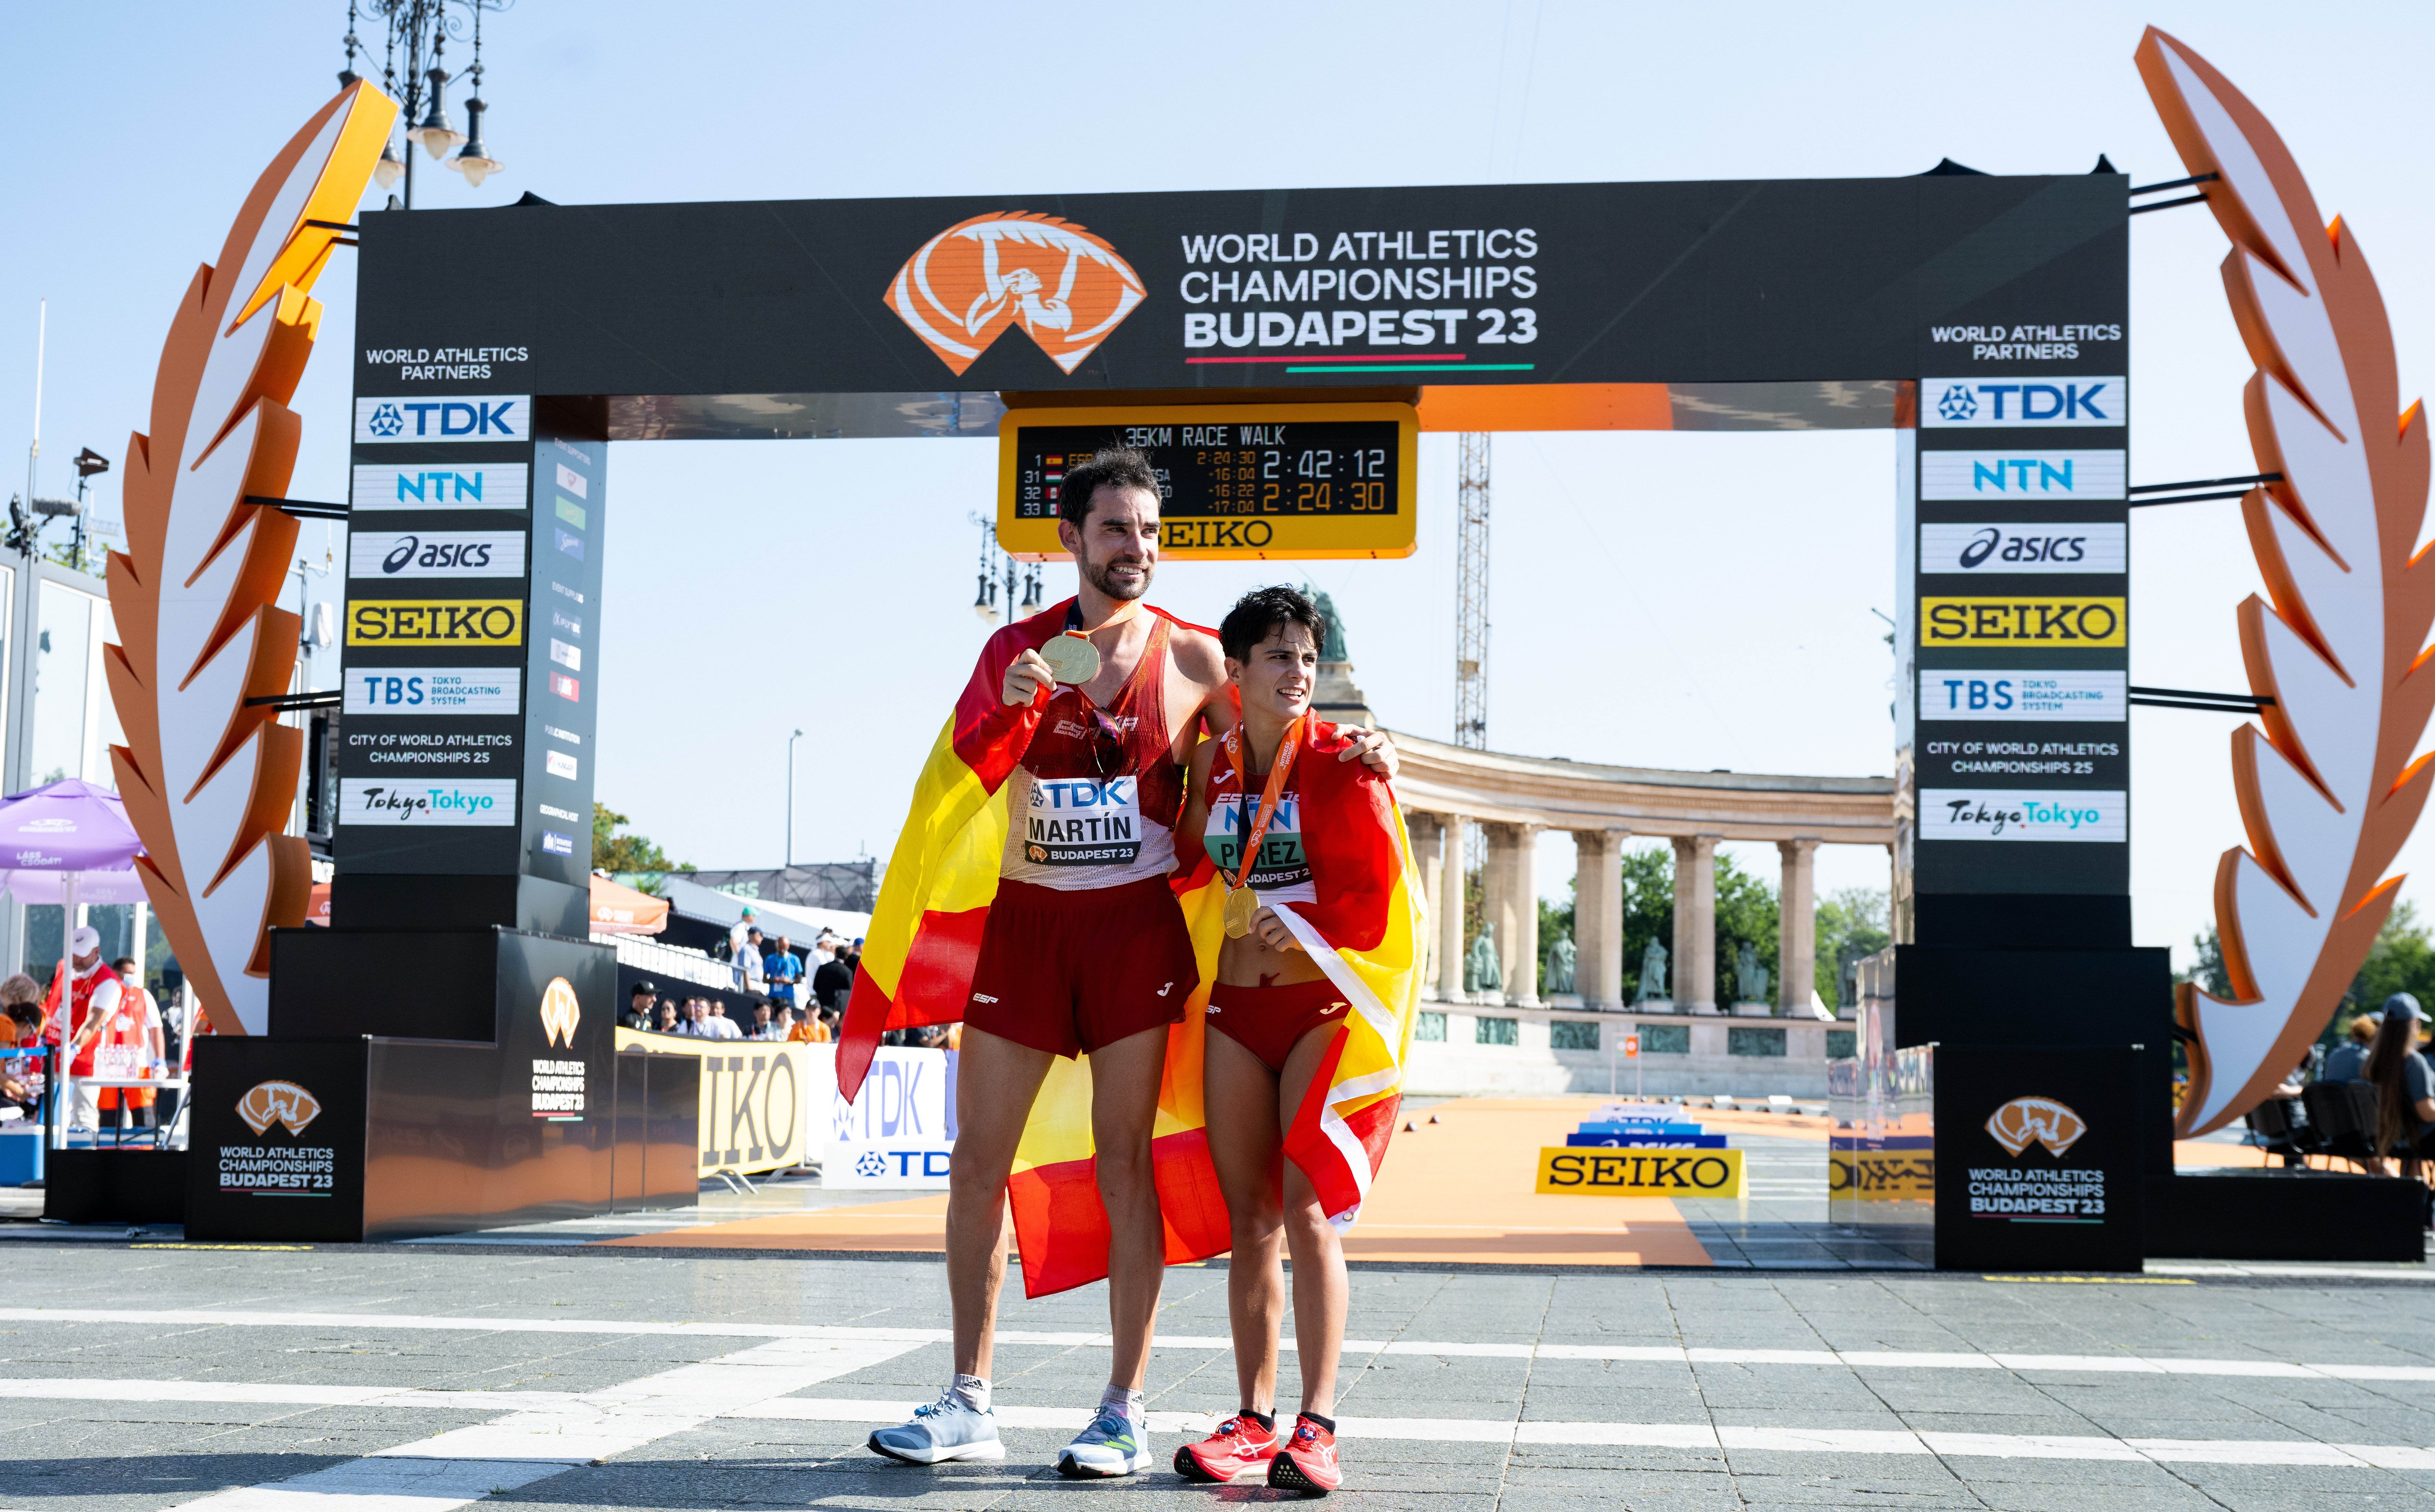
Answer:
[
  {"left": 885, "top": 213, "right": 1146, "bottom": 376},
  {"left": 1985, "top": 1096, "right": 2086, "bottom": 1157}
]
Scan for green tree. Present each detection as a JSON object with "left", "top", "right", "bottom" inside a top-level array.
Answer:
[
  {"left": 1711, "top": 853, "right": 1780, "bottom": 1006},
  {"left": 1812, "top": 887, "right": 1890, "bottom": 1010},
  {"left": 593, "top": 802, "right": 690, "bottom": 876},
  {"left": 1617, "top": 845, "right": 1674, "bottom": 999}
]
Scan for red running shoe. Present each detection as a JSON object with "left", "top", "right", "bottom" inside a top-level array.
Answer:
[
  {"left": 1173, "top": 1415, "right": 1278, "bottom": 1482},
  {"left": 1267, "top": 1415, "right": 1341, "bottom": 1495}
]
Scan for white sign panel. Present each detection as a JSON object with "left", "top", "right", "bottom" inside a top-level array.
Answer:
[
  {"left": 1920, "top": 377, "right": 2124, "bottom": 428},
  {"left": 353, "top": 395, "right": 529, "bottom": 443},
  {"left": 350, "top": 463, "right": 529, "bottom": 512},
  {"left": 337, "top": 779, "right": 519, "bottom": 827},
  {"left": 1919, "top": 523, "right": 2126, "bottom": 574},
  {"left": 825, "top": 1046, "right": 955, "bottom": 1189},
  {"left": 1918, "top": 670, "right": 2126, "bottom": 723},
  {"left": 1918, "top": 788, "right": 2125, "bottom": 843},
  {"left": 1920, "top": 450, "right": 2125, "bottom": 501},
  {"left": 349, "top": 531, "right": 527, "bottom": 581},
  {"left": 344, "top": 667, "right": 521, "bottom": 716}
]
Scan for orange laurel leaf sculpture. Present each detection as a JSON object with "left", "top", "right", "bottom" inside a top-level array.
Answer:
[
  {"left": 106, "top": 83, "right": 396, "bottom": 1034},
  {"left": 2138, "top": 31, "right": 2435, "bottom": 1134}
]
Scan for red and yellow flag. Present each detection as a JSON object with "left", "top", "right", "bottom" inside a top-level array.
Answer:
[{"left": 842, "top": 606, "right": 1428, "bottom": 1296}]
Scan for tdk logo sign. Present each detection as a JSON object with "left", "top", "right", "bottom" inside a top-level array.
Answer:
[
  {"left": 1920, "top": 451, "right": 2125, "bottom": 501},
  {"left": 349, "top": 531, "right": 527, "bottom": 581},
  {"left": 1921, "top": 377, "right": 2123, "bottom": 429},
  {"left": 351, "top": 463, "right": 529, "bottom": 513},
  {"left": 1920, "top": 523, "right": 2125, "bottom": 575},
  {"left": 353, "top": 395, "right": 529, "bottom": 444}
]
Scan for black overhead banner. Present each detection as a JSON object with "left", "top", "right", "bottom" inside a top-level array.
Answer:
[{"left": 351, "top": 174, "right": 2126, "bottom": 411}]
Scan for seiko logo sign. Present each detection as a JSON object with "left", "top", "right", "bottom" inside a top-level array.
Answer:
[
  {"left": 1918, "top": 788, "right": 2125, "bottom": 844},
  {"left": 1919, "top": 671, "right": 2126, "bottom": 723},
  {"left": 1921, "top": 377, "right": 2124, "bottom": 429},
  {"left": 348, "top": 532, "right": 527, "bottom": 581},
  {"left": 353, "top": 395, "right": 528, "bottom": 443},
  {"left": 1920, "top": 523, "right": 2126, "bottom": 575},
  {"left": 1919, "top": 451, "right": 2125, "bottom": 501},
  {"left": 337, "top": 778, "right": 518, "bottom": 827},
  {"left": 350, "top": 463, "right": 529, "bottom": 513}
]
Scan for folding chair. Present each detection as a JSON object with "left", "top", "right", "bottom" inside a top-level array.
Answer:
[
  {"left": 2302, "top": 1081, "right": 2381, "bottom": 1173},
  {"left": 2244, "top": 1096, "right": 2311, "bottom": 1167}
]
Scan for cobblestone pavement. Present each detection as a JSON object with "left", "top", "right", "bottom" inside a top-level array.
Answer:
[{"left": 7, "top": 1236, "right": 2435, "bottom": 1510}]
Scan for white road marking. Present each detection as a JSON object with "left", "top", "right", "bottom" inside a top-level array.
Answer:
[
  {"left": 7, "top": 1307, "right": 2435, "bottom": 1383},
  {"left": 128, "top": 1333, "right": 922, "bottom": 1512},
  {"left": 24, "top": 1378, "right": 2435, "bottom": 1472}
]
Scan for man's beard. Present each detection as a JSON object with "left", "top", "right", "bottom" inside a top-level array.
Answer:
[{"left": 1081, "top": 550, "right": 1152, "bottom": 602}]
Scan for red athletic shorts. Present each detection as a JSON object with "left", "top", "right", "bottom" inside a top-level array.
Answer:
[
  {"left": 1205, "top": 977, "right": 1350, "bottom": 1073},
  {"left": 965, "top": 875, "right": 1199, "bottom": 1058}
]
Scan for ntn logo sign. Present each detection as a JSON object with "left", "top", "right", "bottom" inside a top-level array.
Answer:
[
  {"left": 1921, "top": 377, "right": 2124, "bottom": 428},
  {"left": 1918, "top": 670, "right": 2125, "bottom": 722},
  {"left": 350, "top": 463, "right": 529, "bottom": 511},
  {"left": 1919, "top": 523, "right": 2125, "bottom": 574},
  {"left": 1918, "top": 788, "right": 2125, "bottom": 843},
  {"left": 1920, "top": 451, "right": 2124, "bottom": 500}
]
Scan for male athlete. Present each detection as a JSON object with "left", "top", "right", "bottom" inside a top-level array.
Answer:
[{"left": 866, "top": 448, "right": 1394, "bottom": 1477}]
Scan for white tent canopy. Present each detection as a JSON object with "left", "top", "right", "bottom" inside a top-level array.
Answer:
[{"left": 656, "top": 875, "right": 871, "bottom": 946}]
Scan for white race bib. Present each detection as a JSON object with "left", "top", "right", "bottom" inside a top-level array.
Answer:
[{"left": 1023, "top": 775, "right": 1144, "bottom": 867}]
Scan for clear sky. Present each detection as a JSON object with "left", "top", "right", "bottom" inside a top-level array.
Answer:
[{"left": 3, "top": 1, "right": 2431, "bottom": 966}]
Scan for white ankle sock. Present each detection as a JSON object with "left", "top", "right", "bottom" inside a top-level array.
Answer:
[
  {"left": 949, "top": 1373, "right": 990, "bottom": 1413},
  {"left": 1099, "top": 1383, "right": 1146, "bottom": 1423}
]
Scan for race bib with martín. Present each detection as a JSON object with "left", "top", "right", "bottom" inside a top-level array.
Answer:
[{"left": 1023, "top": 775, "right": 1144, "bottom": 867}]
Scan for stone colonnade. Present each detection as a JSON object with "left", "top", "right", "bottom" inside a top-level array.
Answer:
[
  {"left": 1406, "top": 819, "right": 1831, "bottom": 1011},
  {"left": 1385, "top": 731, "right": 1898, "bottom": 1014}
]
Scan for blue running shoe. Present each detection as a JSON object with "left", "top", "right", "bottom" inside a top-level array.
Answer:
[
  {"left": 1057, "top": 1403, "right": 1152, "bottom": 1478},
  {"left": 868, "top": 1388, "right": 1005, "bottom": 1464}
]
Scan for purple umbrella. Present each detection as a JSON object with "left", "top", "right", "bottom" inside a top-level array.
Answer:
[{"left": 0, "top": 777, "right": 148, "bottom": 907}]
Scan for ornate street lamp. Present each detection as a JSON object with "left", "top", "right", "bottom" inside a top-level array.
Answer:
[{"left": 338, "top": 0, "right": 510, "bottom": 210}]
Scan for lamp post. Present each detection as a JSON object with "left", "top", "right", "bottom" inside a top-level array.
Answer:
[
  {"left": 339, "top": 0, "right": 510, "bottom": 210},
  {"left": 786, "top": 728, "right": 803, "bottom": 868}
]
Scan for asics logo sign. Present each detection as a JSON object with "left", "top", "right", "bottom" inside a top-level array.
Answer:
[
  {"left": 1922, "top": 523, "right": 2125, "bottom": 575},
  {"left": 1922, "top": 377, "right": 2124, "bottom": 429},
  {"left": 350, "top": 532, "right": 526, "bottom": 580}
]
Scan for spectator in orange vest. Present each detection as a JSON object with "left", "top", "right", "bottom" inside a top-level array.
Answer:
[{"left": 52, "top": 928, "right": 125, "bottom": 1131}]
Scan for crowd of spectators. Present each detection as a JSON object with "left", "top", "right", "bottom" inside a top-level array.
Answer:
[
  {"left": 2254, "top": 992, "right": 2435, "bottom": 1186},
  {"left": 618, "top": 926, "right": 868, "bottom": 1045}
]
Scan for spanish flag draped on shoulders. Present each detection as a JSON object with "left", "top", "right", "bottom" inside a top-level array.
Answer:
[{"left": 841, "top": 600, "right": 1429, "bottom": 1297}]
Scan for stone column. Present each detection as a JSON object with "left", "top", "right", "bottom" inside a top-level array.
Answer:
[
  {"left": 1670, "top": 835, "right": 1718, "bottom": 1013},
  {"left": 1507, "top": 824, "right": 1543, "bottom": 1008},
  {"left": 1408, "top": 812, "right": 1444, "bottom": 990},
  {"left": 1573, "top": 829, "right": 1625, "bottom": 1010},
  {"left": 1438, "top": 814, "right": 1468, "bottom": 1003},
  {"left": 1777, "top": 838, "right": 1820, "bottom": 1017}
]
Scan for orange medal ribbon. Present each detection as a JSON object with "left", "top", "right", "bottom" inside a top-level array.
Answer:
[{"left": 1221, "top": 715, "right": 1306, "bottom": 939}]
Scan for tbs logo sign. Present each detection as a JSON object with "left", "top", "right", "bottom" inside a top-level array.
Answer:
[
  {"left": 1921, "top": 377, "right": 2123, "bottom": 429},
  {"left": 348, "top": 532, "right": 527, "bottom": 581},
  {"left": 354, "top": 395, "right": 528, "bottom": 443}
]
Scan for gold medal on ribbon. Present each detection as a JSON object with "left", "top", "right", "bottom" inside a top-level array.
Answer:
[
  {"left": 1038, "top": 632, "right": 1100, "bottom": 685},
  {"left": 1223, "top": 883, "right": 1260, "bottom": 939}
]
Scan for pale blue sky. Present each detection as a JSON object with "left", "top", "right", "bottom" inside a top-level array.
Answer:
[{"left": 4, "top": 2, "right": 2431, "bottom": 963}]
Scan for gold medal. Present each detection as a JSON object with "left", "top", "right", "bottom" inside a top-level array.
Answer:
[
  {"left": 1038, "top": 632, "right": 1100, "bottom": 685},
  {"left": 1223, "top": 884, "right": 1260, "bottom": 939}
]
